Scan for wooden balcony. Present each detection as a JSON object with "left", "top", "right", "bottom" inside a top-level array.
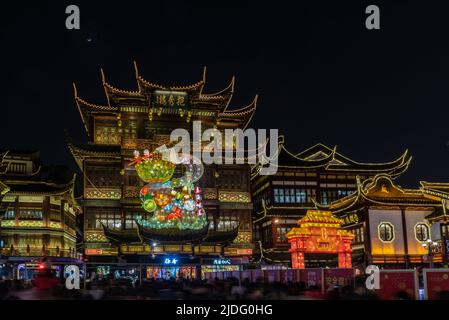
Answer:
[{"left": 84, "top": 187, "right": 121, "bottom": 200}]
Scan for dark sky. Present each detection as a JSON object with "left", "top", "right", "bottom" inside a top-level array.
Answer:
[{"left": 0, "top": 0, "right": 448, "bottom": 187}]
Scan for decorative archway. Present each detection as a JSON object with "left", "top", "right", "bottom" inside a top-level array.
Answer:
[{"left": 287, "top": 210, "right": 354, "bottom": 269}]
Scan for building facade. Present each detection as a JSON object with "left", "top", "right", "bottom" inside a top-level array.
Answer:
[
  {"left": 0, "top": 150, "right": 80, "bottom": 279},
  {"left": 317, "top": 174, "right": 449, "bottom": 271},
  {"left": 68, "top": 64, "right": 255, "bottom": 278},
  {"left": 250, "top": 138, "right": 411, "bottom": 267}
]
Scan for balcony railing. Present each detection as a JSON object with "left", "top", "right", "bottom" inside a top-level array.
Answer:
[{"left": 84, "top": 187, "right": 121, "bottom": 200}]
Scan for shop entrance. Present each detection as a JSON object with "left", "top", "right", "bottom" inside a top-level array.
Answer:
[{"left": 146, "top": 266, "right": 196, "bottom": 280}]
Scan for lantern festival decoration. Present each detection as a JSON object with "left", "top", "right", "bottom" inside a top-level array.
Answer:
[{"left": 128, "top": 149, "right": 207, "bottom": 230}]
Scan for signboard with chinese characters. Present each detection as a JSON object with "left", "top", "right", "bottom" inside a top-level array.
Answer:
[
  {"left": 201, "top": 258, "right": 244, "bottom": 265},
  {"left": 85, "top": 248, "right": 118, "bottom": 256},
  {"left": 322, "top": 268, "right": 354, "bottom": 293},
  {"left": 152, "top": 90, "right": 189, "bottom": 108},
  {"left": 423, "top": 269, "right": 449, "bottom": 299}
]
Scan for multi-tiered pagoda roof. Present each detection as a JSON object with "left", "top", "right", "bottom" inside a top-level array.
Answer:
[{"left": 73, "top": 62, "right": 257, "bottom": 136}]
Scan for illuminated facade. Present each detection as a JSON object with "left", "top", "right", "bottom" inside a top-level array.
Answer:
[
  {"left": 287, "top": 210, "right": 354, "bottom": 269},
  {"left": 68, "top": 63, "right": 255, "bottom": 275},
  {"left": 0, "top": 150, "right": 80, "bottom": 277},
  {"left": 317, "top": 174, "right": 448, "bottom": 270},
  {"left": 250, "top": 138, "right": 411, "bottom": 266}
]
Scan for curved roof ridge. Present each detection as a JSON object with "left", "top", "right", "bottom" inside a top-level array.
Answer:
[
  {"left": 73, "top": 83, "right": 114, "bottom": 110},
  {"left": 295, "top": 143, "right": 335, "bottom": 159},
  {"left": 220, "top": 95, "right": 257, "bottom": 116},
  {"left": 201, "top": 76, "right": 235, "bottom": 97},
  {"left": 336, "top": 148, "right": 409, "bottom": 167},
  {"left": 135, "top": 63, "right": 206, "bottom": 92},
  {"left": 101, "top": 68, "right": 142, "bottom": 96}
]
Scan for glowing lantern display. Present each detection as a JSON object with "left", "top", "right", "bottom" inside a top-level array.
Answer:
[{"left": 128, "top": 150, "right": 207, "bottom": 230}]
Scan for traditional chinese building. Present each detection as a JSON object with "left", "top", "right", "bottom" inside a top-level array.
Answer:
[
  {"left": 316, "top": 174, "right": 446, "bottom": 271},
  {"left": 287, "top": 210, "right": 354, "bottom": 269},
  {"left": 0, "top": 150, "right": 80, "bottom": 279},
  {"left": 418, "top": 182, "right": 449, "bottom": 265},
  {"left": 250, "top": 137, "right": 411, "bottom": 267},
  {"left": 68, "top": 63, "right": 255, "bottom": 278}
]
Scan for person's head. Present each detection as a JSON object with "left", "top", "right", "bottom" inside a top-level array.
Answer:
[{"left": 395, "top": 290, "right": 412, "bottom": 300}]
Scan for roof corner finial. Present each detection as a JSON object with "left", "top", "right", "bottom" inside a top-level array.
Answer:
[
  {"left": 230, "top": 76, "right": 235, "bottom": 92},
  {"left": 133, "top": 60, "right": 139, "bottom": 78},
  {"left": 100, "top": 67, "right": 106, "bottom": 84},
  {"left": 72, "top": 82, "right": 78, "bottom": 97},
  {"left": 202, "top": 66, "right": 207, "bottom": 82},
  {"left": 253, "top": 94, "right": 259, "bottom": 108}
]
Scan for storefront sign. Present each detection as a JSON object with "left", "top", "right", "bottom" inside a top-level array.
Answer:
[
  {"left": 213, "top": 259, "right": 231, "bottom": 265},
  {"left": 375, "top": 270, "right": 418, "bottom": 300},
  {"left": 236, "top": 248, "right": 253, "bottom": 255},
  {"left": 85, "top": 249, "right": 103, "bottom": 255},
  {"left": 423, "top": 269, "right": 449, "bottom": 300},
  {"left": 163, "top": 257, "right": 179, "bottom": 265},
  {"left": 201, "top": 258, "right": 243, "bottom": 265},
  {"left": 152, "top": 91, "right": 189, "bottom": 108},
  {"left": 323, "top": 268, "right": 354, "bottom": 293}
]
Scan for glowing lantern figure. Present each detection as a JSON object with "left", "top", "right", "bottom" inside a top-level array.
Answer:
[{"left": 128, "top": 150, "right": 207, "bottom": 230}]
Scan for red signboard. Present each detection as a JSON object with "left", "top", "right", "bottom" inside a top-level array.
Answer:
[
  {"left": 236, "top": 249, "right": 253, "bottom": 255},
  {"left": 322, "top": 268, "right": 354, "bottom": 293},
  {"left": 299, "top": 268, "right": 323, "bottom": 288},
  {"left": 376, "top": 270, "right": 418, "bottom": 300},
  {"left": 424, "top": 269, "right": 449, "bottom": 300},
  {"left": 85, "top": 248, "right": 102, "bottom": 255}
]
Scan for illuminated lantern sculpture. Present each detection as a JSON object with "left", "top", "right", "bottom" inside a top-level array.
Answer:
[{"left": 128, "top": 150, "right": 207, "bottom": 230}]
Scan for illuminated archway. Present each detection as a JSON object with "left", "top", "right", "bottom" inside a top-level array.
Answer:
[{"left": 287, "top": 210, "right": 354, "bottom": 269}]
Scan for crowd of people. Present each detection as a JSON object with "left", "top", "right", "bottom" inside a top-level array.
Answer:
[{"left": 0, "top": 274, "right": 431, "bottom": 300}]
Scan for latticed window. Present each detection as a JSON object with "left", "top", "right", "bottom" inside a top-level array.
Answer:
[
  {"left": 4, "top": 210, "right": 14, "bottom": 220},
  {"left": 86, "top": 166, "right": 122, "bottom": 187},
  {"left": 18, "top": 210, "right": 43, "bottom": 220},
  {"left": 87, "top": 208, "right": 121, "bottom": 230},
  {"left": 122, "top": 120, "right": 138, "bottom": 139},
  {"left": 378, "top": 222, "right": 394, "bottom": 242},
  {"left": 124, "top": 212, "right": 145, "bottom": 229},
  {"left": 296, "top": 189, "right": 307, "bottom": 203},
  {"left": 276, "top": 227, "right": 291, "bottom": 243},
  {"left": 415, "top": 223, "right": 430, "bottom": 242},
  {"left": 95, "top": 123, "right": 120, "bottom": 145},
  {"left": 217, "top": 211, "right": 239, "bottom": 231},
  {"left": 274, "top": 188, "right": 285, "bottom": 203}
]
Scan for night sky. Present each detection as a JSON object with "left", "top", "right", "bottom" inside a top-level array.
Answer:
[{"left": 0, "top": 0, "right": 448, "bottom": 187}]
